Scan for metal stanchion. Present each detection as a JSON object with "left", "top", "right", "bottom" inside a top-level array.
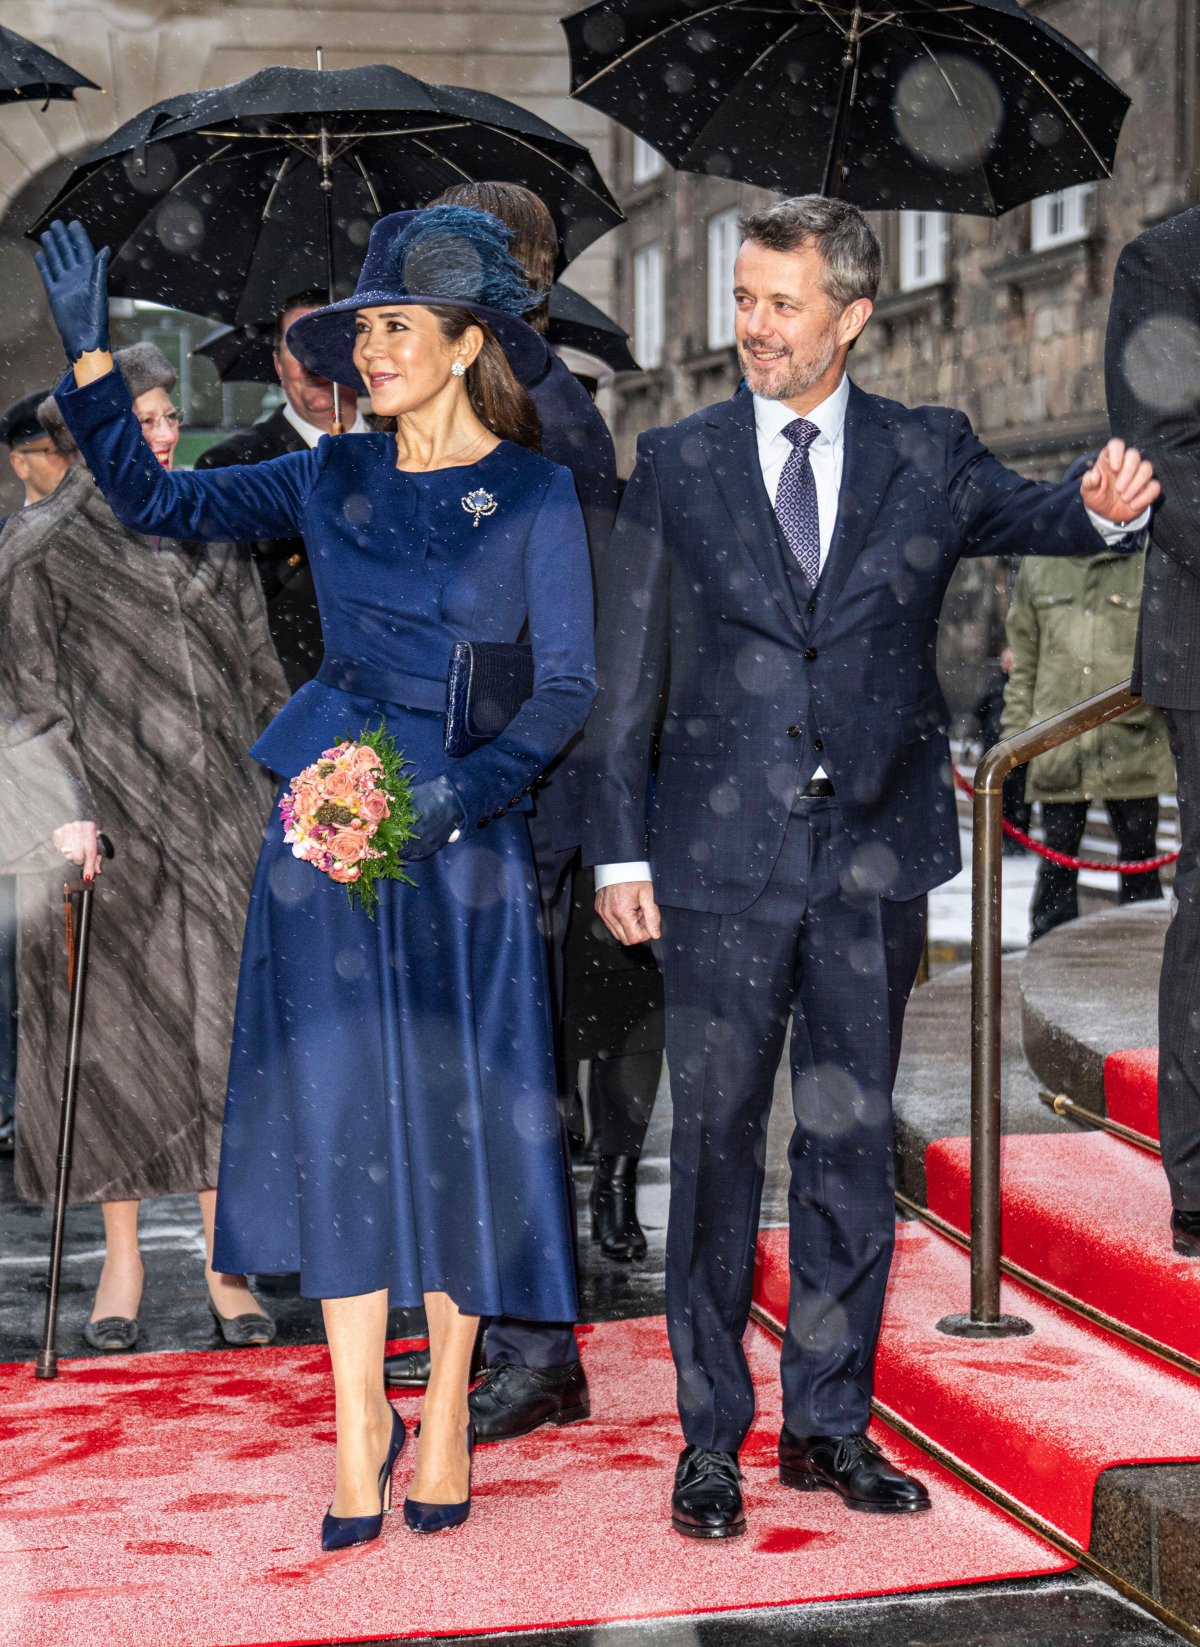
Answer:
[{"left": 937, "top": 684, "right": 1140, "bottom": 1339}]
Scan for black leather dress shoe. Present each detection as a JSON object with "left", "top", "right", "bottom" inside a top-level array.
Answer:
[
  {"left": 384, "top": 1330, "right": 485, "bottom": 1390},
  {"left": 779, "top": 1429, "right": 931, "bottom": 1513},
  {"left": 468, "top": 1359, "right": 590, "bottom": 1442},
  {"left": 671, "top": 1445, "right": 745, "bottom": 1539},
  {"left": 1172, "top": 1209, "right": 1200, "bottom": 1257}
]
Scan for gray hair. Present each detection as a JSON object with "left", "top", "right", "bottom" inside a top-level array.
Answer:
[{"left": 737, "top": 196, "right": 881, "bottom": 310}]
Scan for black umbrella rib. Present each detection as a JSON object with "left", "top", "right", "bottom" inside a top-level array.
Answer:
[
  {"left": 909, "top": 32, "right": 1000, "bottom": 214},
  {"left": 570, "top": 0, "right": 757, "bottom": 97},
  {"left": 194, "top": 122, "right": 472, "bottom": 141},
  {"left": 914, "top": 13, "right": 1118, "bottom": 175},
  {"left": 475, "top": 125, "right": 629, "bottom": 215},
  {"left": 348, "top": 150, "right": 384, "bottom": 217}
]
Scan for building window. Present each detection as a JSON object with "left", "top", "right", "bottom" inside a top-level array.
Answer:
[
  {"left": 706, "top": 209, "right": 741, "bottom": 350},
  {"left": 898, "top": 211, "right": 949, "bottom": 291},
  {"left": 631, "top": 135, "right": 664, "bottom": 185},
  {"left": 1030, "top": 184, "right": 1094, "bottom": 251},
  {"left": 633, "top": 243, "right": 665, "bottom": 369}
]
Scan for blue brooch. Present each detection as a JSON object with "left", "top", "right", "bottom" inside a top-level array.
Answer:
[{"left": 462, "top": 487, "right": 497, "bottom": 528}]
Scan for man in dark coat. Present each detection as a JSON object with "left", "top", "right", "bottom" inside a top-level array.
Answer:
[
  {"left": 194, "top": 293, "right": 368, "bottom": 690},
  {"left": 1107, "top": 207, "right": 1200, "bottom": 1258},
  {"left": 0, "top": 387, "right": 70, "bottom": 1152},
  {"left": 584, "top": 197, "right": 1157, "bottom": 1539}
]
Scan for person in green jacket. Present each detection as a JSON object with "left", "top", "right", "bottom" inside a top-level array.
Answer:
[{"left": 1001, "top": 547, "right": 1175, "bottom": 940}]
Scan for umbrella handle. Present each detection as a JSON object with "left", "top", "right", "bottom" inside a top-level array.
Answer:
[{"left": 36, "top": 833, "right": 115, "bottom": 1380}]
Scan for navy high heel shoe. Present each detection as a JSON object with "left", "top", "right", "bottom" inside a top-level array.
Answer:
[
  {"left": 403, "top": 1420, "right": 475, "bottom": 1534},
  {"left": 321, "top": 1406, "right": 407, "bottom": 1552}
]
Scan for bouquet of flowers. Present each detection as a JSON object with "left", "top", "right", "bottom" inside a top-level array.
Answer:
[{"left": 280, "top": 724, "right": 417, "bottom": 916}]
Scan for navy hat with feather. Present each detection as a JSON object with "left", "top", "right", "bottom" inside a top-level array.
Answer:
[{"left": 286, "top": 205, "right": 548, "bottom": 389}]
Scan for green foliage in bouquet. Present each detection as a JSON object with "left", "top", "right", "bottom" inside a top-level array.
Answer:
[{"left": 346, "top": 722, "right": 418, "bottom": 918}]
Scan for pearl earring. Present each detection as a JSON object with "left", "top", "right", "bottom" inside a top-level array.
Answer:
[{"left": 451, "top": 361, "right": 467, "bottom": 378}]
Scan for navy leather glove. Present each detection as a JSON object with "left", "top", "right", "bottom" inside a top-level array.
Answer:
[
  {"left": 405, "top": 775, "right": 465, "bottom": 861},
  {"left": 34, "top": 219, "right": 111, "bottom": 362}
]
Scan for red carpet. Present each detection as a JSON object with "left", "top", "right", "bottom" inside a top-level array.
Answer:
[
  {"left": 0, "top": 1318, "right": 1065, "bottom": 1647},
  {"left": 1105, "top": 1046, "right": 1160, "bottom": 1140},
  {"left": 755, "top": 1222, "right": 1200, "bottom": 1547},
  {"left": 925, "top": 1132, "right": 1200, "bottom": 1362}
]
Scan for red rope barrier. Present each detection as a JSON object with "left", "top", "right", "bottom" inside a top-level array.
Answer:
[{"left": 951, "top": 767, "right": 1178, "bottom": 874}]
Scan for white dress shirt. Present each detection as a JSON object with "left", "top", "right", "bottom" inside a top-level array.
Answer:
[
  {"left": 594, "top": 377, "right": 1147, "bottom": 892},
  {"left": 282, "top": 400, "right": 369, "bottom": 447}
]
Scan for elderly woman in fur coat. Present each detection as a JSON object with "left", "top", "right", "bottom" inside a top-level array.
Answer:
[{"left": 0, "top": 342, "right": 288, "bottom": 1350}]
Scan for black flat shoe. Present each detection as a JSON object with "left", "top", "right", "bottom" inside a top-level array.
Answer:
[
  {"left": 385, "top": 1326, "right": 484, "bottom": 1391},
  {"left": 84, "top": 1316, "right": 139, "bottom": 1352},
  {"left": 209, "top": 1299, "right": 277, "bottom": 1346},
  {"left": 671, "top": 1445, "right": 745, "bottom": 1539},
  {"left": 590, "top": 1155, "right": 648, "bottom": 1262},
  {"left": 779, "top": 1429, "right": 931, "bottom": 1513},
  {"left": 1172, "top": 1209, "right": 1200, "bottom": 1257},
  {"left": 468, "top": 1358, "right": 590, "bottom": 1442}
]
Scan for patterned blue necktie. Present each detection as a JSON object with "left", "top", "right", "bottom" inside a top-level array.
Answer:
[{"left": 775, "top": 417, "right": 821, "bottom": 587}]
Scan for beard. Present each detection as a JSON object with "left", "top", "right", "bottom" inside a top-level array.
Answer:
[{"left": 738, "top": 328, "right": 839, "bottom": 402}]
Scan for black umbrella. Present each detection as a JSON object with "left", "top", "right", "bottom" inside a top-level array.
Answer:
[
  {"left": 29, "top": 62, "right": 623, "bottom": 323},
  {"left": 195, "top": 281, "right": 640, "bottom": 382},
  {"left": 562, "top": 0, "right": 1129, "bottom": 214},
  {"left": 0, "top": 24, "right": 98, "bottom": 107}
]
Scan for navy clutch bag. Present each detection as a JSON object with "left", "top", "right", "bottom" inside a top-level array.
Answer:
[{"left": 444, "top": 640, "right": 535, "bottom": 757}]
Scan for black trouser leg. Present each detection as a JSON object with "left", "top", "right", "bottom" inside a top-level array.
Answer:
[
  {"left": 1031, "top": 802, "right": 1089, "bottom": 940},
  {"left": 591, "top": 1049, "right": 663, "bottom": 1158},
  {"left": 1159, "top": 712, "right": 1200, "bottom": 1213},
  {"left": 1109, "top": 796, "right": 1164, "bottom": 905},
  {"left": 484, "top": 824, "right": 579, "bottom": 1370}
]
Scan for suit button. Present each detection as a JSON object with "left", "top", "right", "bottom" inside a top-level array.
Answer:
[
  {"left": 786, "top": 725, "right": 802, "bottom": 738},
  {"left": 493, "top": 808, "right": 506, "bottom": 819},
  {"left": 476, "top": 818, "right": 488, "bottom": 829},
  {"left": 813, "top": 738, "right": 824, "bottom": 752},
  {"left": 804, "top": 647, "right": 819, "bottom": 661}
]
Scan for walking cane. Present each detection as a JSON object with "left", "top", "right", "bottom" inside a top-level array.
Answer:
[{"left": 36, "top": 833, "right": 115, "bottom": 1380}]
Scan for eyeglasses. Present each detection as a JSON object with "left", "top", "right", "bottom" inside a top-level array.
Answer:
[{"left": 138, "top": 409, "right": 182, "bottom": 434}]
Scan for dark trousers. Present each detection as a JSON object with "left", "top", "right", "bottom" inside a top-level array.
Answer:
[
  {"left": 1031, "top": 797, "right": 1163, "bottom": 941},
  {"left": 1160, "top": 712, "right": 1200, "bottom": 1212},
  {"left": 659, "top": 798, "right": 926, "bottom": 1452},
  {"left": 0, "top": 875, "right": 15, "bottom": 1121},
  {"left": 591, "top": 1048, "right": 663, "bottom": 1156},
  {"left": 485, "top": 823, "right": 579, "bottom": 1369}
]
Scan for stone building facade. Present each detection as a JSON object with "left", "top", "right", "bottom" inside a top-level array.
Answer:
[{"left": 604, "top": 0, "right": 1200, "bottom": 710}]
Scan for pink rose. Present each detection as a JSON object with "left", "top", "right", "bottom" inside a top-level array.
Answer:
[
  {"left": 332, "top": 830, "right": 368, "bottom": 864},
  {"left": 361, "top": 790, "right": 389, "bottom": 823},
  {"left": 295, "top": 781, "right": 321, "bottom": 816},
  {"left": 350, "top": 745, "right": 382, "bottom": 774},
  {"left": 324, "top": 769, "right": 356, "bottom": 801},
  {"left": 329, "top": 862, "right": 361, "bottom": 883}
]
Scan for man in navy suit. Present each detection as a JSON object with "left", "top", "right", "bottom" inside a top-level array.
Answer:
[{"left": 582, "top": 197, "right": 1158, "bottom": 1539}]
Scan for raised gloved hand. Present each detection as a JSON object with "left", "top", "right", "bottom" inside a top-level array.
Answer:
[
  {"left": 405, "top": 775, "right": 464, "bottom": 861},
  {"left": 34, "top": 219, "right": 111, "bottom": 363}
]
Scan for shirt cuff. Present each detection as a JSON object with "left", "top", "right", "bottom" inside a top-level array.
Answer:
[
  {"left": 1086, "top": 503, "right": 1150, "bottom": 543},
  {"left": 594, "top": 861, "right": 653, "bottom": 890}
]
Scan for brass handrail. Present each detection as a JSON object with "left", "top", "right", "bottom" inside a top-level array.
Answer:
[{"left": 936, "top": 678, "right": 1141, "bottom": 1339}]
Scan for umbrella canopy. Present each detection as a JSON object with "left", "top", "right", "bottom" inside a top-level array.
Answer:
[
  {"left": 562, "top": 0, "right": 1129, "bottom": 214},
  {"left": 0, "top": 25, "right": 98, "bottom": 106},
  {"left": 29, "top": 63, "right": 623, "bottom": 323},
  {"left": 194, "top": 280, "right": 640, "bottom": 381}
]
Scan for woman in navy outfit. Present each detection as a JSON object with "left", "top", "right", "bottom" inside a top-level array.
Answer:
[{"left": 37, "top": 207, "right": 595, "bottom": 1545}]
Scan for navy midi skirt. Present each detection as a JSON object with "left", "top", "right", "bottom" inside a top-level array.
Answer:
[{"left": 211, "top": 703, "right": 577, "bottom": 1322}]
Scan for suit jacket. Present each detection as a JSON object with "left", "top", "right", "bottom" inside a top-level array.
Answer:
[
  {"left": 1106, "top": 206, "right": 1200, "bottom": 711},
  {"left": 195, "top": 407, "right": 322, "bottom": 690},
  {"left": 581, "top": 384, "right": 1120, "bottom": 913},
  {"left": 526, "top": 352, "right": 618, "bottom": 853}
]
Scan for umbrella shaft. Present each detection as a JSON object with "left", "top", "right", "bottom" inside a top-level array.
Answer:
[
  {"left": 820, "top": 7, "right": 862, "bottom": 198},
  {"left": 37, "top": 885, "right": 95, "bottom": 1379}
]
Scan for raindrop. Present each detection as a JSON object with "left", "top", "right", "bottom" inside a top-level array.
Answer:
[
  {"left": 581, "top": 13, "right": 625, "bottom": 53},
  {"left": 154, "top": 198, "right": 205, "bottom": 254},
  {"left": 1119, "top": 316, "right": 1200, "bottom": 415},
  {"left": 893, "top": 54, "right": 1004, "bottom": 173}
]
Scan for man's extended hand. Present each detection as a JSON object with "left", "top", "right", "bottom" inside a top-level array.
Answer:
[
  {"left": 596, "top": 880, "right": 662, "bottom": 946},
  {"left": 1080, "top": 437, "right": 1160, "bottom": 525}
]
